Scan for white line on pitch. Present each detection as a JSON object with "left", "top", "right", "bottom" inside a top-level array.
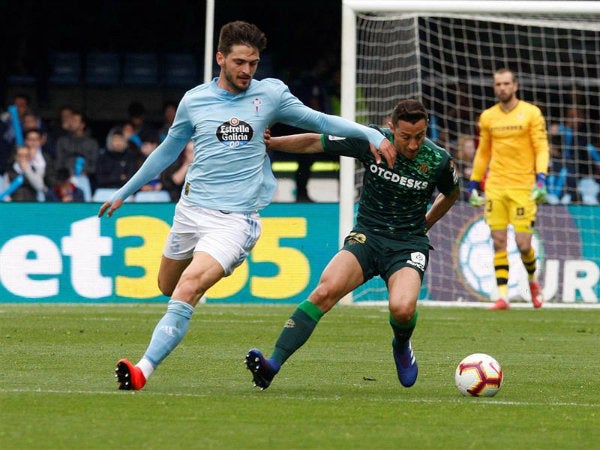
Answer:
[{"left": 1, "top": 388, "right": 598, "bottom": 408}]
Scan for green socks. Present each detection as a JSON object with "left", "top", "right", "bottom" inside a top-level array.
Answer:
[
  {"left": 390, "top": 311, "right": 418, "bottom": 349},
  {"left": 271, "top": 300, "right": 324, "bottom": 365}
]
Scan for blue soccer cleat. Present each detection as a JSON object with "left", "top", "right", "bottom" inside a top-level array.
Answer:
[
  {"left": 393, "top": 340, "right": 418, "bottom": 387},
  {"left": 245, "top": 348, "right": 280, "bottom": 390}
]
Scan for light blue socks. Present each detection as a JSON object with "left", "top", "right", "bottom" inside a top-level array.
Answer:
[{"left": 142, "top": 299, "right": 195, "bottom": 368}]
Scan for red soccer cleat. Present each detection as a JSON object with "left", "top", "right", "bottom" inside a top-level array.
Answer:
[
  {"left": 529, "top": 281, "right": 543, "bottom": 309},
  {"left": 115, "top": 358, "right": 146, "bottom": 390},
  {"left": 488, "top": 298, "right": 510, "bottom": 310}
]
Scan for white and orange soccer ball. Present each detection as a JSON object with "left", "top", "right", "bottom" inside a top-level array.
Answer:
[{"left": 455, "top": 353, "right": 503, "bottom": 397}]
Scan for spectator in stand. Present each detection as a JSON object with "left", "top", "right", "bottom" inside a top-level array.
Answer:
[
  {"left": 161, "top": 140, "right": 193, "bottom": 201},
  {"left": 547, "top": 106, "right": 595, "bottom": 204},
  {"left": 1, "top": 93, "right": 34, "bottom": 150},
  {"left": 22, "top": 111, "right": 55, "bottom": 159},
  {"left": 54, "top": 110, "right": 99, "bottom": 198},
  {"left": 0, "top": 117, "right": 11, "bottom": 176},
  {"left": 158, "top": 100, "right": 178, "bottom": 143},
  {"left": 24, "top": 128, "right": 55, "bottom": 189},
  {"left": 22, "top": 111, "right": 42, "bottom": 133},
  {"left": 454, "top": 134, "right": 477, "bottom": 202},
  {"left": 445, "top": 85, "right": 475, "bottom": 143},
  {"left": 51, "top": 105, "right": 75, "bottom": 141},
  {"left": 95, "top": 126, "right": 138, "bottom": 190},
  {"left": 127, "top": 101, "right": 157, "bottom": 142},
  {"left": 122, "top": 121, "right": 143, "bottom": 152},
  {"left": 137, "top": 132, "right": 163, "bottom": 192},
  {"left": 565, "top": 106, "right": 594, "bottom": 173},
  {"left": 12, "top": 93, "right": 32, "bottom": 125},
  {"left": 546, "top": 123, "right": 576, "bottom": 204},
  {"left": 45, "top": 167, "right": 84, "bottom": 202},
  {"left": 1, "top": 145, "right": 47, "bottom": 202}
]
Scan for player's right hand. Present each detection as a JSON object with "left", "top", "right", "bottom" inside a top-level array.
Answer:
[
  {"left": 370, "top": 138, "right": 396, "bottom": 167},
  {"left": 467, "top": 181, "right": 485, "bottom": 207},
  {"left": 98, "top": 198, "right": 124, "bottom": 218}
]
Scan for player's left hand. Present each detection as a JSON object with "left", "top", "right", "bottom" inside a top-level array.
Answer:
[
  {"left": 98, "top": 198, "right": 124, "bottom": 218},
  {"left": 531, "top": 173, "right": 547, "bottom": 203},
  {"left": 467, "top": 180, "right": 485, "bottom": 207},
  {"left": 370, "top": 138, "right": 396, "bottom": 167},
  {"left": 263, "top": 128, "right": 272, "bottom": 149}
]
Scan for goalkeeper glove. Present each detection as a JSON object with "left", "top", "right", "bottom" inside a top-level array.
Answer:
[
  {"left": 531, "top": 173, "right": 547, "bottom": 203},
  {"left": 467, "top": 180, "right": 485, "bottom": 207}
]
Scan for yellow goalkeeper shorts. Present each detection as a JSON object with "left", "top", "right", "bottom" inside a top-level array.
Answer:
[{"left": 484, "top": 188, "right": 537, "bottom": 233}]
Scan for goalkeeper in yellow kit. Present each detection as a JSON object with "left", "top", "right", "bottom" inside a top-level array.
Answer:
[{"left": 468, "top": 68, "right": 549, "bottom": 310}]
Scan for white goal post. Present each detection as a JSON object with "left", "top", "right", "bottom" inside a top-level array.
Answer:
[{"left": 340, "top": 0, "right": 600, "bottom": 304}]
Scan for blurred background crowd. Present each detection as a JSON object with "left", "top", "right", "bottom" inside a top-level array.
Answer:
[{"left": 2, "top": 0, "right": 600, "bottom": 205}]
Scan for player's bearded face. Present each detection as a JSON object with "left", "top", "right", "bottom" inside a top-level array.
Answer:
[
  {"left": 217, "top": 45, "right": 260, "bottom": 93},
  {"left": 390, "top": 119, "right": 427, "bottom": 160},
  {"left": 493, "top": 73, "right": 517, "bottom": 103}
]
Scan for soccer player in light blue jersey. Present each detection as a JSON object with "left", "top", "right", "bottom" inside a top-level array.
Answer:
[{"left": 98, "top": 20, "right": 395, "bottom": 390}]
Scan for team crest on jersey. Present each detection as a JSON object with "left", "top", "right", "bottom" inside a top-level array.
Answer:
[
  {"left": 418, "top": 162, "right": 430, "bottom": 174},
  {"left": 216, "top": 117, "right": 254, "bottom": 149},
  {"left": 346, "top": 231, "right": 367, "bottom": 245},
  {"left": 252, "top": 98, "right": 262, "bottom": 113}
]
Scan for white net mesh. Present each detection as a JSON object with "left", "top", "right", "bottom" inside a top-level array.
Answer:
[{"left": 351, "top": 11, "right": 600, "bottom": 304}]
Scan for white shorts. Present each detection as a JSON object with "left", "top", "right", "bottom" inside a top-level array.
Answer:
[{"left": 163, "top": 200, "right": 262, "bottom": 276}]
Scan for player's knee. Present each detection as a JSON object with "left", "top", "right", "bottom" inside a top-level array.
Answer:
[
  {"left": 389, "top": 302, "right": 415, "bottom": 324},
  {"left": 158, "top": 277, "right": 175, "bottom": 297},
  {"left": 168, "top": 273, "right": 207, "bottom": 303},
  {"left": 308, "top": 282, "right": 340, "bottom": 312}
]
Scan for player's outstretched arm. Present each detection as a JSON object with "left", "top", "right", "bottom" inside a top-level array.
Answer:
[
  {"left": 425, "top": 188, "right": 460, "bottom": 231},
  {"left": 264, "top": 129, "right": 324, "bottom": 154}
]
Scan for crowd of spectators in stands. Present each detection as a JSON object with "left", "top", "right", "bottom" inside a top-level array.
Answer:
[
  {"left": 2, "top": 86, "right": 600, "bottom": 205},
  {"left": 0, "top": 94, "right": 190, "bottom": 203}
]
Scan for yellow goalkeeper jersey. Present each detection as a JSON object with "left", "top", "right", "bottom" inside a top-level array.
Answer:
[{"left": 471, "top": 100, "right": 549, "bottom": 190}]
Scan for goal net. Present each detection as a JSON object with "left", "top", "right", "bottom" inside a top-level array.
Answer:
[{"left": 341, "top": 1, "right": 600, "bottom": 304}]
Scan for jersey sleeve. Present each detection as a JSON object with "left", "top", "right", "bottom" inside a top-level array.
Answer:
[
  {"left": 436, "top": 155, "right": 460, "bottom": 196},
  {"left": 109, "top": 133, "right": 189, "bottom": 201},
  {"left": 270, "top": 80, "right": 386, "bottom": 148},
  {"left": 531, "top": 106, "right": 550, "bottom": 175},
  {"left": 470, "top": 110, "right": 492, "bottom": 182},
  {"left": 321, "top": 134, "right": 371, "bottom": 160},
  {"left": 167, "top": 95, "right": 194, "bottom": 140}
]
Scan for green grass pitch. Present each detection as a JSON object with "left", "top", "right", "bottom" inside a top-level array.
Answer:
[{"left": 1, "top": 304, "right": 598, "bottom": 449}]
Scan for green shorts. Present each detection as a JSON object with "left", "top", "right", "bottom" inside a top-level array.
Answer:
[{"left": 342, "top": 228, "right": 430, "bottom": 282}]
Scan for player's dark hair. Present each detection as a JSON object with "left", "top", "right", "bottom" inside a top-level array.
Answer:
[
  {"left": 392, "top": 99, "right": 428, "bottom": 125},
  {"left": 218, "top": 21, "right": 267, "bottom": 55}
]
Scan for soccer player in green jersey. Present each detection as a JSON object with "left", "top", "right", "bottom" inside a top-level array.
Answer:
[{"left": 246, "top": 99, "right": 460, "bottom": 389}]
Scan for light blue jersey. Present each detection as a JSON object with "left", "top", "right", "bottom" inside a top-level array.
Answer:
[{"left": 111, "top": 78, "right": 386, "bottom": 211}]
